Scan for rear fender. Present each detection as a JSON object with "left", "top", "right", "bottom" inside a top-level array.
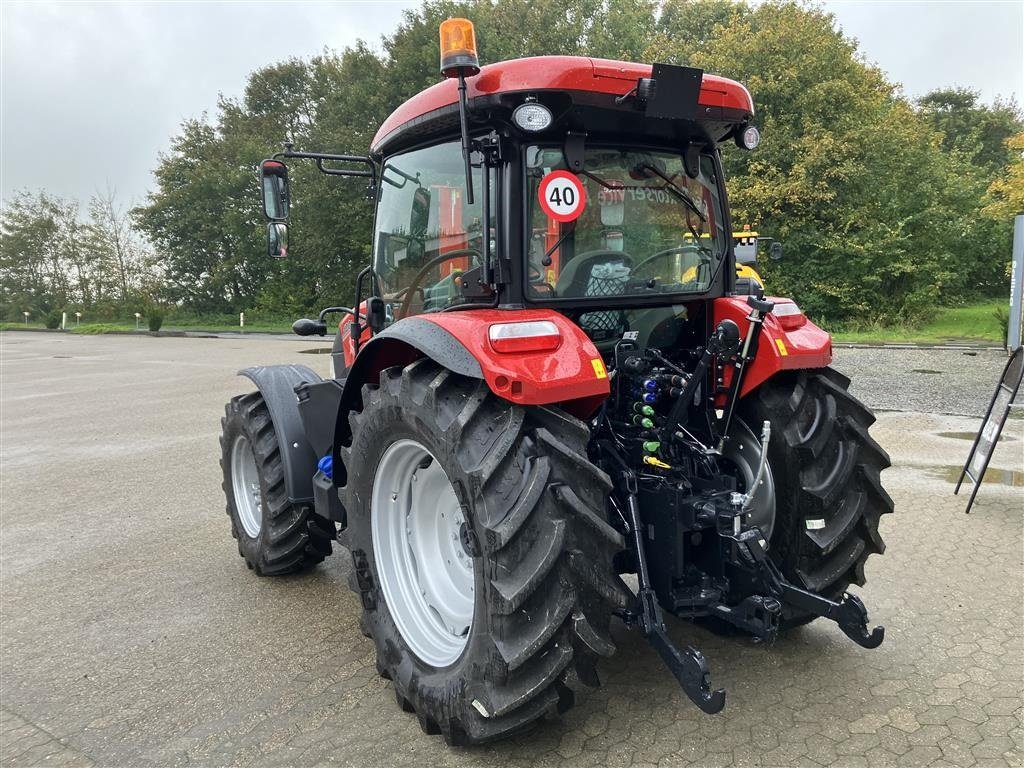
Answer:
[
  {"left": 713, "top": 296, "right": 832, "bottom": 397},
  {"left": 333, "top": 309, "right": 610, "bottom": 450}
]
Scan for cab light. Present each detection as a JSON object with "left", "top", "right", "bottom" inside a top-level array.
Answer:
[
  {"left": 771, "top": 301, "right": 806, "bottom": 330},
  {"left": 512, "top": 102, "right": 553, "bottom": 132},
  {"left": 439, "top": 18, "right": 480, "bottom": 77},
  {"left": 488, "top": 321, "right": 562, "bottom": 353},
  {"left": 737, "top": 125, "right": 761, "bottom": 150}
]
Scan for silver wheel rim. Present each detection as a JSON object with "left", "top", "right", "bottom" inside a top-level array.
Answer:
[
  {"left": 721, "top": 420, "right": 777, "bottom": 542},
  {"left": 371, "top": 439, "right": 474, "bottom": 667},
  {"left": 230, "top": 435, "right": 263, "bottom": 538}
]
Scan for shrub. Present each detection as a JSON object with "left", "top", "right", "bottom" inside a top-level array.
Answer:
[
  {"left": 148, "top": 312, "right": 164, "bottom": 332},
  {"left": 44, "top": 310, "right": 62, "bottom": 329}
]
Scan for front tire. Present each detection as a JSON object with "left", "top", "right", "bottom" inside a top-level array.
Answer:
[
  {"left": 220, "top": 392, "right": 334, "bottom": 575},
  {"left": 740, "top": 367, "right": 894, "bottom": 625},
  {"left": 339, "top": 360, "right": 632, "bottom": 744}
]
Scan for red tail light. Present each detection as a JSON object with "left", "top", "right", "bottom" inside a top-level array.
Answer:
[
  {"left": 488, "top": 321, "right": 562, "bottom": 353},
  {"left": 771, "top": 301, "right": 806, "bottom": 330}
]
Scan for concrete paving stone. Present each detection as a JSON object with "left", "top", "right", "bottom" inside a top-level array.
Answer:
[
  {"left": 938, "top": 734, "right": 984, "bottom": 766},
  {"left": 901, "top": 744, "right": 945, "bottom": 766},
  {"left": 1, "top": 334, "right": 1021, "bottom": 768}
]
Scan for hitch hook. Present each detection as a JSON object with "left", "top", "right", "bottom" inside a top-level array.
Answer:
[
  {"left": 649, "top": 626, "right": 726, "bottom": 714},
  {"left": 835, "top": 593, "right": 885, "bottom": 649}
]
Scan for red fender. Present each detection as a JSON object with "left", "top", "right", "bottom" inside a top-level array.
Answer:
[
  {"left": 713, "top": 296, "right": 832, "bottom": 397},
  {"left": 341, "top": 308, "right": 610, "bottom": 418},
  {"left": 420, "top": 309, "right": 610, "bottom": 410}
]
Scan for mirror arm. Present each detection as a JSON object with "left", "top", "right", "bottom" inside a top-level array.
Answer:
[
  {"left": 274, "top": 149, "right": 377, "bottom": 180},
  {"left": 318, "top": 306, "right": 365, "bottom": 324}
]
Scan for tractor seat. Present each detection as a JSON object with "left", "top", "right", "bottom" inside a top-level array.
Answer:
[{"left": 554, "top": 251, "right": 633, "bottom": 298}]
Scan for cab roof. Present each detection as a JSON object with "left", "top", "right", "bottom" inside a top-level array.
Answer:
[{"left": 371, "top": 55, "right": 755, "bottom": 157}]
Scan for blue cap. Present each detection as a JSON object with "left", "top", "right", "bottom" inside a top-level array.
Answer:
[{"left": 317, "top": 455, "right": 333, "bottom": 480}]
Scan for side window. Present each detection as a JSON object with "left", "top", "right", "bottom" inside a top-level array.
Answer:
[{"left": 374, "top": 141, "right": 492, "bottom": 320}]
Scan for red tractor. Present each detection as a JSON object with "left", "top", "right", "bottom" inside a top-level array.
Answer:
[{"left": 221, "top": 19, "right": 892, "bottom": 745}]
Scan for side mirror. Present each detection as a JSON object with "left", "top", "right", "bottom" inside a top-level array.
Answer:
[
  {"left": 292, "top": 318, "right": 327, "bottom": 336},
  {"left": 410, "top": 187, "right": 431, "bottom": 238},
  {"left": 267, "top": 222, "right": 288, "bottom": 259},
  {"left": 260, "top": 159, "right": 289, "bottom": 221},
  {"left": 367, "top": 296, "right": 387, "bottom": 333},
  {"left": 769, "top": 241, "right": 783, "bottom": 261}
]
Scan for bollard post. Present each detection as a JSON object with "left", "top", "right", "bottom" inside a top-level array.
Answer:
[
  {"left": 134, "top": 312, "right": 141, "bottom": 330},
  {"left": 61, "top": 311, "right": 67, "bottom": 330},
  {"left": 1009, "top": 214, "right": 1023, "bottom": 353},
  {"left": 23, "top": 311, "right": 29, "bottom": 325},
  {"left": 75, "top": 312, "right": 82, "bottom": 327},
  {"left": 240, "top": 312, "right": 245, "bottom": 334}
]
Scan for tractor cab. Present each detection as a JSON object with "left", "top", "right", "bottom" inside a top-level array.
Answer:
[
  {"left": 262, "top": 22, "right": 764, "bottom": 362},
  {"left": 364, "top": 53, "right": 759, "bottom": 340}
]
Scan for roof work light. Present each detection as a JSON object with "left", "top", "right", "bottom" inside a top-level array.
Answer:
[
  {"left": 737, "top": 125, "right": 761, "bottom": 150},
  {"left": 439, "top": 18, "right": 480, "bottom": 78}
]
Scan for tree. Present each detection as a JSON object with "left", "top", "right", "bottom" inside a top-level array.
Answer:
[
  {"left": 982, "top": 132, "right": 1024, "bottom": 222},
  {"left": 917, "top": 88, "right": 1023, "bottom": 171},
  {"left": 89, "top": 187, "right": 145, "bottom": 305}
]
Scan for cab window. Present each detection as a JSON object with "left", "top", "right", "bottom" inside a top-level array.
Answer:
[
  {"left": 374, "top": 140, "right": 494, "bottom": 320},
  {"left": 525, "top": 146, "right": 726, "bottom": 302}
]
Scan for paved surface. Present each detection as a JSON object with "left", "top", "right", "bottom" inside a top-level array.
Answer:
[{"left": 1, "top": 331, "right": 1021, "bottom": 768}]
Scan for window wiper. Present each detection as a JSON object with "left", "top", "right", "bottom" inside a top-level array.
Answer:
[
  {"left": 539, "top": 222, "right": 575, "bottom": 267},
  {"left": 639, "top": 163, "right": 707, "bottom": 223}
]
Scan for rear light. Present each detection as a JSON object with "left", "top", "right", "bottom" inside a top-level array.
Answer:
[
  {"left": 772, "top": 301, "right": 806, "bottom": 330},
  {"left": 488, "top": 321, "right": 561, "bottom": 353}
]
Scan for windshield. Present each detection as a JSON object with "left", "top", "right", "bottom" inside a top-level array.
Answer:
[{"left": 525, "top": 146, "right": 727, "bottom": 304}]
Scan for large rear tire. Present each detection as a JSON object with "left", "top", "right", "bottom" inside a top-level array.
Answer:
[
  {"left": 220, "top": 392, "right": 334, "bottom": 575},
  {"left": 339, "top": 360, "right": 632, "bottom": 744},
  {"left": 740, "top": 367, "right": 893, "bottom": 626}
]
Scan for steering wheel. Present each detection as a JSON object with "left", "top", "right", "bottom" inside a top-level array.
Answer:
[
  {"left": 398, "top": 248, "right": 480, "bottom": 319},
  {"left": 630, "top": 245, "right": 710, "bottom": 283}
]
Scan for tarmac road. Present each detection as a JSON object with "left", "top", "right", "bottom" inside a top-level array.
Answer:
[{"left": 1, "top": 331, "right": 1021, "bottom": 767}]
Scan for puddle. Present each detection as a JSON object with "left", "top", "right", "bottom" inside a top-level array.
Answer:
[
  {"left": 911, "top": 368, "right": 942, "bottom": 374},
  {"left": 925, "top": 465, "right": 1024, "bottom": 487},
  {"left": 937, "top": 431, "right": 1018, "bottom": 442},
  {"left": 298, "top": 348, "right": 332, "bottom": 355}
]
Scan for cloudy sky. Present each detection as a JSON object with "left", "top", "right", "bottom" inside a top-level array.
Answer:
[{"left": 2, "top": 1, "right": 1022, "bottom": 210}]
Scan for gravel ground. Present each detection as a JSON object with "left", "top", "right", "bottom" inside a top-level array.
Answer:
[
  {"left": 1, "top": 332, "right": 1021, "bottom": 768},
  {"left": 834, "top": 346, "right": 1013, "bottom": 418}
]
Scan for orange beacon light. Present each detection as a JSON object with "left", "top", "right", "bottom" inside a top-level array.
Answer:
[{"left": 439, "top": 18, "right": 480, "bottom": 78}]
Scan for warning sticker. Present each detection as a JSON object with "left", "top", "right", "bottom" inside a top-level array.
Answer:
[
  {"left": 591, "top": 358, "right": 608, "bottom": 379},
  {"left": 538, "top": 170, "right": 587, "bottom": 223}
]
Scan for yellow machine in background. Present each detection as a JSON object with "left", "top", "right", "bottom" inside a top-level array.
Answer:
[
  {"left": 679, "top": 227, "right": 779, "bottom": 288},
  {"left": 733, "top": 226, "right": 781, "bottom": 289}
]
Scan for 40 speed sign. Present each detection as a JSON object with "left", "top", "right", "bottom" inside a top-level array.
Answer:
[{"left": 538, "top": 170, "right": 587, "bottom": 223}]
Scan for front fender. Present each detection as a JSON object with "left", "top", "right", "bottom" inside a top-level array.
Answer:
[
  {"left": 714, "top": 296, "right": 832, "bottom": 397},
  {"left": 239, "top": 364, "right": 321, "bottom": 504}
]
